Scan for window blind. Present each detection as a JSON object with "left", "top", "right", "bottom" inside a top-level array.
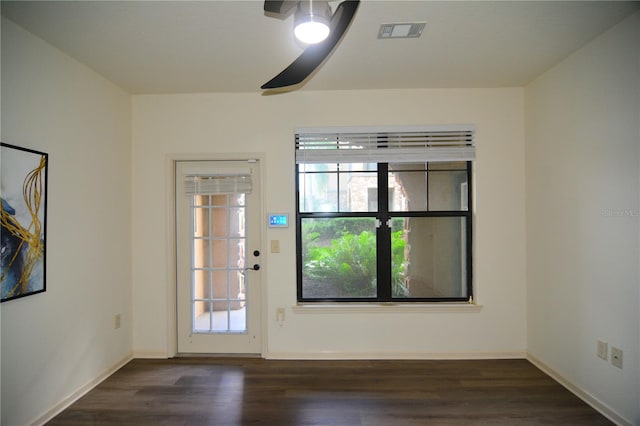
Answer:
[
  {"left": 295, "top": 125, "right": 475, "bottom": 164},
  {"left": 184, "top": 171, "right": 252, "bottom": 196}
]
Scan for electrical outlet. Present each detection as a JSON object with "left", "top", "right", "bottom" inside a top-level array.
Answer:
[
  {"left": 597, "top": 340, "right": 608, "bottom": 360},
  {"left": 611, "top": 347, "right": 623, "bottom": 369},
  {"left": 114, "top": 314, "right": 121, "bottom": 329}
]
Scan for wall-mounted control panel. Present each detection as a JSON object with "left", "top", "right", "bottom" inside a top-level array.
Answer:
[{"left": 268, "top": 213, "right": 289, "bottom": 228}]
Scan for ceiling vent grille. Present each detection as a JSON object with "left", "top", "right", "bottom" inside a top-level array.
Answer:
[{"left": 378, "top": 22, "right": 426, "bottom": 39}]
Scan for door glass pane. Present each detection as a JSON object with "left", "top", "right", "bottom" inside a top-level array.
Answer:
[
  {"left": 391, "top": 217, "right": 467, "bottom": 298},
  {"left": 193, "top": 238, "right": 209, "bottom": 269},
  {"left": 211, "top": 239, "right": 227, "bottom": 268},
  {"left": 191, "top": 191, "right": 247, "bottom": 333},
  {"left": 212, "top": 194, "right": 228, "bottom": 206},
  {"left": 229, "top": 239, "right": 245, "bottom": 269},
  {"left": 212, "top": 271, "right": 227, "bottom": 299},
  {"left": 229, "top": 207, "right": 246, "bottom": 237},
  {"left": 301, "top": 217, "right": 377, "bottom": 298},
  {"left": 211, "top": 207, "right": 227, "bottom": 237},
  {"left": 193, "top": 301, "right": 211, "bottom": 332}
]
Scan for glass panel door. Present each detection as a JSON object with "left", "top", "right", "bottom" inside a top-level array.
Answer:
[
  {"left": 192, "top": 192, "right": 247, "bottom": 333},
  {"left": 176, "top": 160, "right": 261, "bottom": 354}
]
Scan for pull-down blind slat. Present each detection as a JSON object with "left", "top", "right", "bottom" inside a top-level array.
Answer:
[
  {"left": 296, "top": 125, "right": 475, "bottom": 164},
  {"left": 184, "top": 172, "right": 252, "bottom": 196}
]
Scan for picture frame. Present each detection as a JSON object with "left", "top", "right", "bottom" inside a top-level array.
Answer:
[{"left": 1, "top": 143, "right": 48, "bottom": 302}]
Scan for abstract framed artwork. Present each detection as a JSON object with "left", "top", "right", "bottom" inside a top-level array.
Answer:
[{"left": 1, "top": 143, "right": 48, "bottom": 302}]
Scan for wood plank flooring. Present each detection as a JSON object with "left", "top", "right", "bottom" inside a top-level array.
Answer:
[{"left": 47, "top": 358, "right": 611, "bottom": 425}]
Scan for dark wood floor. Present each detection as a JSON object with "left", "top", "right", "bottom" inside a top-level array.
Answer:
[{"left": 47, "top": 358, "right": 611, "bottom": 426}]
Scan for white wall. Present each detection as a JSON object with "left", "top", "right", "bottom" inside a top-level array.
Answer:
[
  {"left": 0, "top": 15, "right": 4, "bottom": 424},
  {"left": 132, "top": 88, "right": 527, "bottom": 359},
  {"left": 1, "top": 18, "right": 133, "bottom": 426},
  {"left": 525, "top": 12, "right": 640, "bottom": 425}
]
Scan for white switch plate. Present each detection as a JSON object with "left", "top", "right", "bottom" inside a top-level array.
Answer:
[{"left": 597, "top": 340, "right": 608, "bottom": 360}]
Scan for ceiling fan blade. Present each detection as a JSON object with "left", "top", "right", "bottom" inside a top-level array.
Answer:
[
  {"left": 264, "top": 0, "right": 299, "bottom": 15},
  {"left": 261, "top": 0, "right": 360, "bottom": 90}
]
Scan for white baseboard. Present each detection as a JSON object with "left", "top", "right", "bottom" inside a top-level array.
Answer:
[
  {"left": 264, "top": 350, "right": 526, "bottom": 360},
  {"left": 132, "top": 350, "right": 171, "bottom": 359},
  {"left": 31, "top": 352, "right": 134, "bottom": 426},
  {"left": 526, "top": 353, "right": 630, "bottom": 426}
]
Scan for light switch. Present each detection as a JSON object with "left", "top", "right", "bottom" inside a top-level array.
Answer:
[{"left": 271, "top": 239, "right": 280, "bottom": 253}]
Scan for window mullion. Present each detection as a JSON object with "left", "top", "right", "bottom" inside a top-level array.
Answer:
[{"left": 377, "top": 163, "right": 391, "bottom": 301}]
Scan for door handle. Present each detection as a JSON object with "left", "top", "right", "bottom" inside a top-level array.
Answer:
[{"left": 245, "top": 264, "right": 260, "bottom": 271}]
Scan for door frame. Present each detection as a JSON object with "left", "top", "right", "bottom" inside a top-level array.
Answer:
[{"left": 165, "top": 153, "right": 267, "bottom": 358}]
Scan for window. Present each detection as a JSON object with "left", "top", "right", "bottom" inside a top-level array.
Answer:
[{"left": 295, "top": 126, "right": 475, "bottom": 303}]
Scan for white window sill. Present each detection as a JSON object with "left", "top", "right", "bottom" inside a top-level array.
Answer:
[{"left": 292, "top": 303, "right": 483, "bottom": 314}]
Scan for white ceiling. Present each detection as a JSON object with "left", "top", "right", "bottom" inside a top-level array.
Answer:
[{"left": 2, "top": 1, "right": 638, "bottom": 94}]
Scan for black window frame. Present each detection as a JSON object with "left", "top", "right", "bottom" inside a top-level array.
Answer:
[{"left": 296, "top": 160, "right": 473, "bottom": 303}]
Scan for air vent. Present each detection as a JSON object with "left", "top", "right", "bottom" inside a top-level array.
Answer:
[{"left": 378, "top": 22, "right": 426, "bottom": 39}]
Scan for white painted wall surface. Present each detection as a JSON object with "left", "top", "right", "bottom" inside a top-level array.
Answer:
[
  {"left": 1, "top": 19, "right": 133, "bottom": 426},
  {"left": 132, "top": 88, "right": 527, "bottom": 359},
  {"left": 0, "top": 15, "right": 3, "bottom": 424},
  {"left": 525, "top": 12, "right": 640, "bottom": 424}
]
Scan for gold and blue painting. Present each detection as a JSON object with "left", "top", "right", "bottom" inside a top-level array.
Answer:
[{"left": 1, "top": 143, "right": 48, "bottom": 302}]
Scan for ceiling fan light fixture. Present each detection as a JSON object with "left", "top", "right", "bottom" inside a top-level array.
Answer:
[
  {"left": 295, "top": 20, "right": 330, "bottom": 44},
  {"left": 294, "top": 1, "right": 332, "bottom": 44}
]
